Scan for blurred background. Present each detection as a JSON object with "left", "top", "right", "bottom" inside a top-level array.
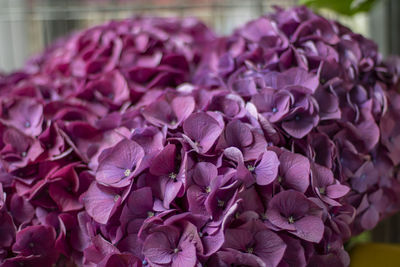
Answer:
[{"left": 0, "top": 0, "right": 399, "bottom": 245}]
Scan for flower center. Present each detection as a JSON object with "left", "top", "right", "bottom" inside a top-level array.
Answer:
[
  {"left": 295, "top": 115, "right": 301, "bottom": 121},
  {"left": 173, "top": 248, "right": 180, "bottom": 254},
  {"left": 147, "top": 211, "right": 155, "bottom": 218},
  {"left": 114, "top": 195, "right": 120, "bottom": 202},
  {"left": 21, "top": 151, "right": 27, "bottom": 157},
  {"left": 142, "top": 260, "right": 148, "bottom": 266},
  {"left": 288, "top": 216, "right": 295, "bottom": 224},
  {"left": 169, "top": 172, "right": 177, "bottom": 180},
  {"left": 272, "top": 107, "right": 278, "bottom": 113},
  {"left": 124, "top": 169, "right": 131, "bottom": 177},
  {"left": 205, "top": 186, "right": 211, "bottom": 193},
  {"left": 247, "top": 164, "right": 255, "bottom": 172},
  {"left": 278, "top": 176, "right": 283, "bottom": 183},
  {"left": 318, "top": 187, "right": 326, "bottom": 195},
  {"left": 326, "top": 244, "right": 331, "bottom": 252},
  {"left": 260, "top": 213, "right": 267, "bottom": 221},
  {"left": 170, "top": 120, "right": 177, "bottom": 126},
  {"left": 217, "top": 199, "right": 225, "bottom": 208},
  {"left": 246, "top": 247, "right": 254, "bottom": 254},
  {"left": 24, "top": 121, "right": 31, "bottom": 128}
]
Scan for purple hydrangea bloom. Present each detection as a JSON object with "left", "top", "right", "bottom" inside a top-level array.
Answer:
[
  {"left": 142, "top": 224, "right": 199, "bottom": 267},
  {"left": 96, "top": 138, "right": 144, "bottom": 188},
  {"left": 222, "top": 220, "right": 287, "bottom": 267},
  {"left": 0, "top": 6, "right": 400, "bottom": 267},
  {"left": 266, "top": 190, "right": 325, "bottom": 243}
]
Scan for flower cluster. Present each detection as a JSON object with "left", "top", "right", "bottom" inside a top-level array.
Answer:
[{"left": 0, "top": 6, "right": 400, "bottom": 267}]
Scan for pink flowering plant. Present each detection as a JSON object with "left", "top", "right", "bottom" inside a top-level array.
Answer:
[{"left": 0, "top": 6, "right": 400, "bottom": 267}]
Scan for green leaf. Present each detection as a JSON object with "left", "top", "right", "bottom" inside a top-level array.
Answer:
[{"left": 299, "top": 0, "right": 378, "bottom": 16}]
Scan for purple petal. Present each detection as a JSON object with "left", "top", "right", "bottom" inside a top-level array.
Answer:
[
  {"left": 183, "top": 112, "right": 223, "bottom": 153},
  {"left": 254, "top": 230, "right": 286, "bottom": 267},
  {"left": 83, "top": 182, "right": 121, "bottom": 224},
  {"left": 361, "top": 206, "right": 380, "bottom": 230},
  {"left": 223, "top": 228, "right": 252, "bottom": 251},
  {"left": 293, "top": 216, "right": 324, "bottom": 243},
  {"left": 172, "top": 240, "right": 197, "bottom": 267},
  {"left": 282, "top": 113, "right": 318, "bottom": 139},
  {"left": 12, "top": 225, "right": 56, "bottom": 256},
  {"left": 192, "top": 162, "right": 218, "bottom": 187},
  {"left": 126, "top": 187, "right": 154, "bottom": 215},
  {"left": 326, "top": 183, "right": 350, "bottom": 199},
  {"left": 254, "top": 151, "right": 280, "bottom": 185},
  {"left": 149, "top": 144, "right": 176, "bottom": 176},
  {"left": 96, "top": 139, "right": 144, "bottom": 187},
  {"left": 225, "top": 120, "right": 253, "bottom": 148},
  {"left": 279, "top": 151, "right": 310, "bottom": 193}
]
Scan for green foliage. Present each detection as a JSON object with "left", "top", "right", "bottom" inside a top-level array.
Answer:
[
  {"left": 299, "top": 0, "right": 378, "bottom": 16},
  {"left": 345, "top": 231, "right": 372, "bottom": 251}
]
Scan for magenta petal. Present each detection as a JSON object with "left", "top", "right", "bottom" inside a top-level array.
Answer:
[
  {"left": 143, "top": 228, "right": 178, "bottom": 265},
  {"left": 187, "top": 185, "right": 208, "bottom": 214},
  {"left": 172, "top": 240, "right": 197, "bottom": 267},
  {"left": 143, "top": 239, "right": 172, "bottom": 264},
  {"left": 183, "top": 112, "right": 223, "bottom": 153},
  {"left": 280, "top": 234, "right": 307, "bottom": 267},
  {"left": 12, "top": 225, "right": 56, "bottom": 256},
  {"left": 312, "top": 164, "right": 334, "bottom": 188},
  {"left": 6, "top": 98, "right": 44, "bottom": 137},
  {"left": 225, "top": 120, "right": 253, "bottom": 148},
  {"left": 84, "top": 235, "right": 119, "bottom": 264},
  {"left": 279, "top": 151, "right": 310, "bottom": 193},
  {"left": 10, "top": 194, "right": 34, "bottom": 224},
  {"left": 253, "top": 230, "right": 286, "bottom": 267},
  {"left": 254, "top": 151, "right": 280, "bottom": 185},
  {"left": 0, "top": 211, "right": 16, "bottom": 247},
  {"left": 361, "top": 207, "right": 380, "bottom": 230},
  {"left": 202, "top": 228, "right": 225, "bottom": 257},
  {"left": 48, "top": 183, "right": 83, "bottom": 212},
  {"left": 326, "top": 183, "right": 350, "bottom": 199},
  {"left": 96, "top": 139, "right": 144, "bottom": 187},
  {"left": 293, "top": 216, "right": 325, "bottom": 243},
  {"left": 223, "top": 228, "right": 252, "bottom": 251},
  {"left": 223, "top": 146, "right": 245, "bottom": 163},
  {"left": 83, "top": 182, "right": 121, "bottom": 224},
  {"left": 97, "top": 253, "right": 141, "bottom": 267},
  {"left": 163, "top": 180, "right": 183, "bottom": 208},
  {"left": 277, "top": 68, "right": 319, "bottom": 92},
  {"left": 171, "top": 96, "right": 196, "bottom": 127},
  {"left": 282, "top": 113, "right": 318, "bottom": 139},
  {"left": 126, "top": 187, "right": 154, "bottom": 215},
  {"left": 150, "top": 144, "right": 176, "bottom": 176},
  {"left": 192, "top": 162, "right": 218, "bottom": 187},
  {"left": 142, "top": 99, "right": 175, "bottom": 127}
]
